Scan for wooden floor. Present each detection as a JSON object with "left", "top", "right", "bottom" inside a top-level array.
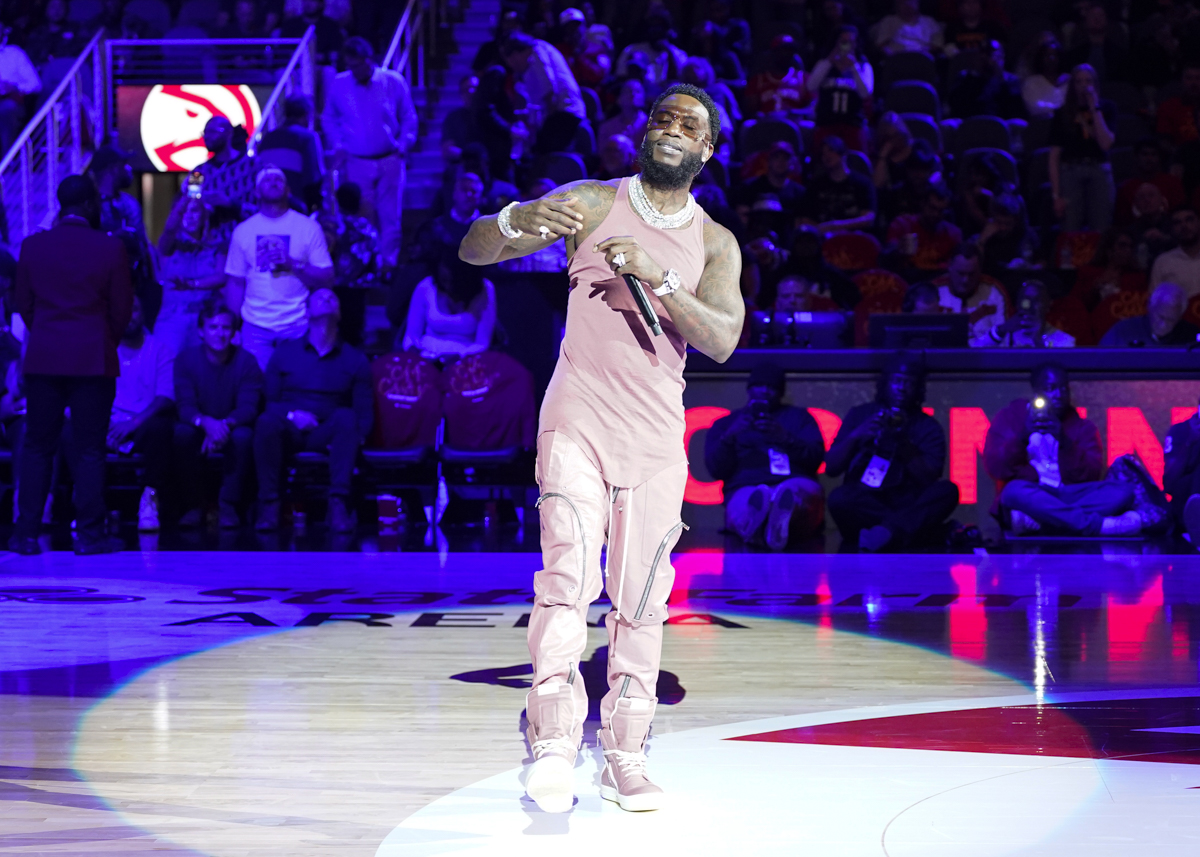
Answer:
[{"left": 0, "top": 549, "right": 1195, "bottom": 855}]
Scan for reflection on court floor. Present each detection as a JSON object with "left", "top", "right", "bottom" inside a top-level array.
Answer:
[{"left": 1, "top": 550, "right": 1198, "bottom": 854}]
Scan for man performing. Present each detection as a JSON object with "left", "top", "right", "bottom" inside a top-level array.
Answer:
[{"left": 459, "top": 83, "right": 743, "bottom": 813}]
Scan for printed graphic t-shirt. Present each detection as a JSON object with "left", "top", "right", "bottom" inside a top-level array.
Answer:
[{"left": 225, "top": 210, "right": 332, "bottom": 331}]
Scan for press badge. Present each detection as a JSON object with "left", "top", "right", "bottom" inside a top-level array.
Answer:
[
  {"left": 767, "top": 448, "right": 791, "bottom": 476},
  {"left": 861, "top": 455, "right": 891, "bottom": 487}
]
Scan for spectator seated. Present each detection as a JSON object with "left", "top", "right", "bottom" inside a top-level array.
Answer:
[
  {"left": 401, "top": 250, "right": 497, "bottom": 361},
  {"left": 988, "top": 279, "right": 1075, "bottom": 348},
  {"left": 1164, "top": 399, "right": 1200, "bottom": 544},
  {"left": 984, "top": 363, "right": 1140, "bottom": 537},
  {"left": 884, "top": 183, "right": 961, "bottom": 279},
  {"left": 932, "top": 243, "right": 1009, "bottom": 345},
  {"left": 1099, "top": 281, "right": 1199, "bottom": 347},
  {"left": 172, "top": 301, "right": 263, "bottom": 529},
  {"left": 825, "top": 354, "right": 959, "bottom": 551},
  {"left": 254, "top": 289, "right": 373, "bottom": 534},
  {"left": 704, "top": 362, "right": 826, "bottom": 550},
  {"left": 86, "top": 296, "right": 175, "bottom": 534}
]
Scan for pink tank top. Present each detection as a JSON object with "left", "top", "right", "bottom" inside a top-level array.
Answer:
[{"left": 539, "top": 177, "right": 706, "bottom": 488}]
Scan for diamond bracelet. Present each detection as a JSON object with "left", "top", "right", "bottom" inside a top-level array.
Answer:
[{"left": 497, "top": 201, "right": 524, "bottom": 239}]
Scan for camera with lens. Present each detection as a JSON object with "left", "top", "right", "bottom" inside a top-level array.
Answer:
[{"left": 749, "top": 398, "right": 772, "bottom": 421}]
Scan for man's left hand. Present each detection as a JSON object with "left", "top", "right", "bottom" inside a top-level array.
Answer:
[
  {"left": 107, "top": 419, "right": 137, "bottom": 448},
  {"left": 594, "top": 236, "right": 665, "bottom": 291}
]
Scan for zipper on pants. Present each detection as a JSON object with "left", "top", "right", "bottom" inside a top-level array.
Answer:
[
  {"left": 536, "top": 492, "right": 588, "bottom": 605},
  {"left": 634, "top": 521, "right": 688, "bottom": 620}
]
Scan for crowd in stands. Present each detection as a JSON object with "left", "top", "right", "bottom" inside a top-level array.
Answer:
[
  {"left": 425, "top": 0, "right": 1200, "bottom": 350},
  {"left": 6, "top": 0, "right": 1200, "bottom": 551}
]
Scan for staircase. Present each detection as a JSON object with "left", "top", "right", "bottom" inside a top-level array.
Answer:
[{"left": 404, "top": 0, "right": 501, "bottom": 213}]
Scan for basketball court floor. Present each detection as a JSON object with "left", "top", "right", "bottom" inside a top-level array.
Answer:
[{"left": 1, "top": 542, "right": 1198, "bottom": 855}]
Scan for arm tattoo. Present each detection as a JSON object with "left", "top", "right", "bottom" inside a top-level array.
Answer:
[
  {"left": 458, "top": 180, "right": 616, "bottom": 265},
  {"left": 660, "top": 216, "right": 744, "bottom": 362}
]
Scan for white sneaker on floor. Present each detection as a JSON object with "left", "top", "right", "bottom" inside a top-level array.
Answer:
[
  {"left": 525, "top": 736, "right": 576, "bottom": 813},
  {"left": 1010, "top": 510, "right": 1041, "bottom": 535},
  {"left": 138, "top": 487, "right": 160, "bottom": 532},
  {"left": 1100, "top": 510, "right": 1142, "bottom": 536}
]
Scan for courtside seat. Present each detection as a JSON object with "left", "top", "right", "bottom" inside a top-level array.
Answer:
[
  {"left": 363, "top": 447, "right": 438, "bottom": 523},
  {"left": 440, "top": 445, "right": 536, "bottom": 527}
]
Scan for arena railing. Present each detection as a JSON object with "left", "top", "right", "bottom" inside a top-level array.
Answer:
[
  {"left": 247, "top": 26, "right": 316, "bottom": 157},
  {"left": 382, "top": 0, "right": 447, "bottom": 89},
  {"left": 0, "top": 28, "right": 106, "bottom": 248}
]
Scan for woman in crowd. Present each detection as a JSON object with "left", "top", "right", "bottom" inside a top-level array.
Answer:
[
  {"left": 1072, "top": 229, "right": 1147, "bottom": 310},
  {"left": 1049, "top": 63, "right": 1117, "bottom": 231},
  {"left": 402, "top": 248, "right": 497, "bottom": 361},
  {"left": 597, "top": 78, "right": 647, "bottom": 147},
  {"left": 155, "top": 196, "right": 228, "bottom": 358},
  {"left": 1022, "top": 36, "right": 1069, "bottom": 119},
  {"left": 872, "top": 112, "right": 916, "bottom": 195},
  {"left": 807, "top": 25, "right": 873, "bottom": 154}
]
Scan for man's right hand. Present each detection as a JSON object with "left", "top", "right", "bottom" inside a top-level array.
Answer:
[
  {"left": 509, "top": 196, "right": 585, "bottom": 239},
  {"left": 850, "top": 412, "right": 886, "bottom": 446},
  {"left": 290, "top": 410, "right": 320, "bottom": 431},
  {"left": 200, "top": 416, "right": 230, "bottom": 451}
]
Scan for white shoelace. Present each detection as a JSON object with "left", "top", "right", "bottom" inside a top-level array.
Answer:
[
  {"left": 531, "top": 736, "right": 576, "bottom": 759},
  {"left": 603, "top": 747, "right": 648, "bottom": 777}
]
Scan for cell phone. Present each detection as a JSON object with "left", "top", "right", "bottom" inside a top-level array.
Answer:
[
  {"left": 1020, "top": 297, "right": 1033, "bottom": 312},
  {"left": 186, "top": 171, "right": 203, "bottom": 199},
  {"left": 749, "top": 399, "right": 771, "bottom": 420},
  {"left": 1030, "top": 396, "right": 1049, "bottom": 418}
]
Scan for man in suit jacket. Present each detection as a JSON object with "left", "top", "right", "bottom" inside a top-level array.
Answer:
[{"left": 11, "top": 175, "right": 134, "bottom": 554}]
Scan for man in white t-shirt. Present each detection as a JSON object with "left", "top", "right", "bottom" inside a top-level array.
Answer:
[
  {"left": 1150, "top": 207, "right": 1200, "bottom": 301},
  {"left": 225, "top": 167, "right": 334, "bottom": 369}
]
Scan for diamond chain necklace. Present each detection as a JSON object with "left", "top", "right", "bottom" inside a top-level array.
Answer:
[{"left": 629, "top": 174, "right": 695, "bottom": 230}]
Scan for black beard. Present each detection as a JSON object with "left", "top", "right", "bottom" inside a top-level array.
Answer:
[{"left": 637, "top": 136, "right": 704, "bottom": 191}]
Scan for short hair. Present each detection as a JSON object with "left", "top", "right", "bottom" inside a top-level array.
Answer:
[
  {"left": 875, "top": 352, "right": 927, "bottom": 404},
  {"left": 335, "top": 182, "right": 362, "bottom": 214},
  {"left": 990, "top": 192, "right": 1023, "bottom": 218},
  {"left": 648, "top": 83, "right": 721, "bottom": 145},
  {"left": 953, "top": 240, "right": 982, "bottom": 262},
  {"left": 56, "top": 174, "right": 98, "bottom": 209},
  {"left": 501, "top": 32, "right": 536, "bottom": 55},
  {"left": 283, "top": 94, "right": 312, "bottom": 123},
  {"left": 922, "top": 183, "right": 951, "bottom": 205},
  {"left": 197, "top": 298, "right": 239, "bottom": 329},
  {"left": 1020, "top": 279, "right": 1050, "bottom": 304},
  {"left": 1030, "top": 361, "right": 1067, "bottom": 389},
  {"left": 820, "top": 135, "right": 847, "bottom": 156},
  {"left": 1151, "top": 281, "right": 1186, "bottom": 307},
  {"left": 903, "top": 281, "right": 939, "bottom": 312},
  {"left": 342, "top": 36, "right": 374, "bottom": 61}
]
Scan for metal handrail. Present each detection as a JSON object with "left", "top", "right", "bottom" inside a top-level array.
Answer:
[
  {"left": 248, "top": 25, "right": 316, "bottom": 156},
  {"left": 0, "top": 29, "right": 104, "bottom": 177}
]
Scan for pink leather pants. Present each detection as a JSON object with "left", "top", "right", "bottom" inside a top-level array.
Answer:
[{"left": 525, "top": 431, "right": 688, "bottom": 753}]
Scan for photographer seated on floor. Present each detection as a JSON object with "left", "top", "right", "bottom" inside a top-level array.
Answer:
[
  {"left": 1163, "top": 393, "right": 1200, "bottom": 544},
  {"left": 984, "top": 362, "right": 1140, "bottom": 536},
  {"left": 704, "top": 362, "right": 826, "bottom": 550},
  {"left": 825, "top": 354, "right": 959, "bottom": 552}
]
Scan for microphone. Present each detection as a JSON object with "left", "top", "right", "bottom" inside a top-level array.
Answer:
[{"left": 623, "top": 274, "right": 663, "bottom": 336}]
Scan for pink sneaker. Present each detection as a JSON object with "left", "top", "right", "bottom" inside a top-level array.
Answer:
[
  {"left": 597, "top": 697, "right": 663, "bottom": 811},
  {"left": 598, "top": 727, "right": 664, "bottom": 811}
]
